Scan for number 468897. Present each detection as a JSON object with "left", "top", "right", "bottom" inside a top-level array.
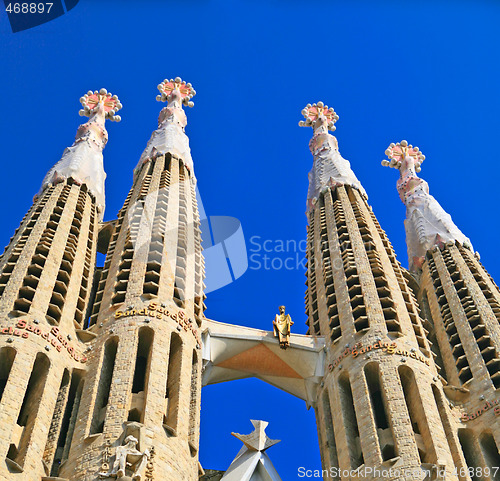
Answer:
[{"left": 5, "top": 3, "right": 53, "bottom": 14}]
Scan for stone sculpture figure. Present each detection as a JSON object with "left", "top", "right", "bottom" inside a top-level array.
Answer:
[
  {"left": 273, "top": 306, "right": 293, "bottom": 349},
  {"left": 99, "top": 435, "right": 150, "bottom": 480}
]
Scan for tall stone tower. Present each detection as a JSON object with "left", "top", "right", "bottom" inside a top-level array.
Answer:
[
  {"left": 383, "top": 141, "right": 500, "bottom": 476},
  {"left": 300, "top": 103, "right": 461, "bottom": 480},
  {"left": 61, "top": 78, "right": 204, "bottom": 481},
  {"left": 2, "top": 80, "right": 500, "bottom": 481},
  {"left": 0, "top": 89, "right": 122, "bottom": 479}
]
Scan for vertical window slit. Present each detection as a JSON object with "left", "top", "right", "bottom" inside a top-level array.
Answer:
[
  {"left": 364, "top": 362, "right": 396, "bottom": 462},
  {"left": 398, "top": 366, "right": 435, "bottom": 463},
  {"left": 44, "top": 369, "right": 70, "bottom": 475},
  {"left": 338, "top": 372, "right": 364, "bottom": 468},
  {"left": 458, "top": 429, "right": 482, "bottom": 481},
  {"left": 479, "top": 432, "right": 500, "bottom": 473},
  {"left": 322, "top": 388, "right": 339, "bottom": 478},
  {"left": 0, "top": 347, "right": 16, "bottom": 403},
  {"left": 163, "top": 332, "right": 182, "bottom": 436},
  {"left": 90, "top": 338, "right": 118, "bottom": 435},
  {"left": 129, "top": 328, "right": 154, "bottom": 423},
  {"left": 7, "top": 353, "right": 50, "bottom": 468}
]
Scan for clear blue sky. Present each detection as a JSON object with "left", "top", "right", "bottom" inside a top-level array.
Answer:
[{"left": 1, "top": 1, "right": 500, "bottom": 478}]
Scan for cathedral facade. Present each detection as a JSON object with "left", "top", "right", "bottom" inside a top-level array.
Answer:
[{"left": 0, "top": 80, "right": 498, "bottom": 481}]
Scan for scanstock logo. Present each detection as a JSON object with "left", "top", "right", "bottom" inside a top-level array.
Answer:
[
  {"left": 3, "top": 0, "right": 79, "bottom": 33},
  {"left": 125, "top": 183, "right": 248, "bottom": 298}
]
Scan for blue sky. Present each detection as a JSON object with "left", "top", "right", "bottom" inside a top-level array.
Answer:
[{"left": 1, "top": 0, "right": 500, "bottom": 478}]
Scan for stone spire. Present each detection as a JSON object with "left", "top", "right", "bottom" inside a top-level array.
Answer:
[
  {"left": 383, "top": 140, "right": 472, "bottom": 271},
  {"left": 137, "top": 77, "right": 196, "bottom": 176},
  {"left": 231, "top": 420, "right": 280, "bottom": 452},
  {"left": 36, "top": 89, "right": 122, "bottom": 218},
  {"left": 299, "top": 102, "right": 366, "bottom": 212},
  {"left": 221, "top": 420, "right": 282, "bottom": 481}
]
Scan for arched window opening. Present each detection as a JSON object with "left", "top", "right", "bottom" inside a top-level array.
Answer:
[
  {"left": 0, "top": 347, "right": 16, "bottom": 403},
  {"left": 479, "top": 431, "right": 500, "bottom": 472},
  {"left": 364, "top": 362, "right": 396, "bottom": 462},
  {"left": 129, "top": 328, "right": 154, "bottom": 423},
  {"left": 163, "top": 333, "right": 182, "bottom": 436},
  {"left": 44, "top": 369, "right": 71, "bottom": 475},
  {"left": 321, "top": 389, "right": 339, "bottom": 479},
  {"left": 49, "top": 370, "right": 83, "bottom": 476},
  {"left": 431, "top": 385, "right": 468, "bottom": 476},
  {"left": 458, "top": 429, "right": 482, "bottom": 481},
  {"left": 398, "top": 365, "right": 435, "bottom": 464},
  {"left": 90, "top": 337, "right": 118, "bottom": 435},
  {"left": 61, "top": 376, "right": 84, "bottom": 462},
  {"left": 7, "top": 353, "right": 50, "bottom": 469},
  {"left": 338, "top": 372, "right": 364, "bottom": 468}
]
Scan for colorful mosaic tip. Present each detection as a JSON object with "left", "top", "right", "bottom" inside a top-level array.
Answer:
[
  {"left": 78, "top": 89, "right": 122, "bottom": 122},
  {"left": 382, "top": 140, "right": 425, "bottom": 172},
  {"left": 156, "top": 77, "right": 196, "bottom": 107},
  {"left": 298, "top": 102, "right": 339, "bottom": 131}
]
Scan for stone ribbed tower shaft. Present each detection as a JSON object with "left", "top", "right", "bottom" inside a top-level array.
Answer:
[
  {"left": 0, "top": 89, "right": 121, "bottom": 480},
  {"left": 63, "top": 79, "right": 204, "bottom": 481},
  {"left": 300, "top": 104, "right": 459, "bottom": 480},
  {"left": 384, "top": 140, "right": 500, "bottom": 475}
]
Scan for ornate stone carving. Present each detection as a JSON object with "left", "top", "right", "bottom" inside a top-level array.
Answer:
[
  {"left": 299, "top": 102, "right": 366, "bottom": 212},
  {"left": 383, "top": 140, "right": 472, "bottom": 271},
  {"left": 98, "top": 435, "right": 152, "bottom": 480}
]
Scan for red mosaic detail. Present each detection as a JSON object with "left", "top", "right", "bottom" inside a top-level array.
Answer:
[
  {"left": 82, "top": 93, "right": 119, "bottom": 114},
  {"left": 160, "top": 81, "right": 194, "bottom": 99},
  {"left": 157, "top": 77, "right": 196, "bottom": 106},
  {"left": 79, "top": 88, "right": 122, "bottom": 121},
  {"left": 385, "top": 142, "right": 423, "bottom": 164},
  {"left": 382, "top": 140, "right": 425, "bottom": 170},
  {"left": 302, "top": 104, "right": 338, "bottom": 124}
]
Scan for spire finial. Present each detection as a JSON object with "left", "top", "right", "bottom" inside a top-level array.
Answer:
[
  {"left": 299, "top": 102, "right": 339, "bottom": 132},
  {"left": 382, "top": 140, "right": 425, "bottom": 172},
  {"left": 156, "top": 77, "right": 196, "bottom": 107},
  {"left": 79, "top": 88, "right": 122, "bottom": 122},
  {"left": 231, "top": 420, "right": 280, "bottom": 452},
  {"left": 36, "top": 88, "right": 122, "bottom": 217},
  {"left": 382, "top": 140, "right": 472, "bottom": 271},
  {"left": 137, "top": 78, "right": 196, "bottom": 174}
]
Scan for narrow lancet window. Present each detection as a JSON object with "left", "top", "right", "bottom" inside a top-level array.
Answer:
[
  {"left": 129, "top": 328, "right": 154, "bottom": 422},
  {"left": 164, "top": 333, "right": 182, "bottom": 435},
  {"left": 62, "top": 376, "right": 84, "bottom": 462},
  {"left": 44, "top": 369, "right": 71, "bottom": 474},
  {"left": 398, "top": 365, "right": 435, "bottom": 463},
  {"left": 338, "top": 372, "right": 364, "bottom": 468},
  {"left": 364, "top": 362, "right": 396, "bottom": 462},
  {"left": 479, "top": 432, "right": 500, "bottom": 473},
  {"left": 458, "top": 429, "right": 482, "bottom": 481},
  {"left": 0, "top": 346, "right": 16, "bottom": 403},
  {"left": 321, "top": 389, "right": 339, "bottom": 478},
  {"left": 7, "top": 353, "right": 50, "bottom": 468},
  {"left": 90, "top": 337, "right": 118, "bottom": 435}
]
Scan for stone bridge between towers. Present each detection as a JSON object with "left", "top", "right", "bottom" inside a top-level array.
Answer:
[{"left": 201, "top": 319, "right": 326, "bottom": 408}]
